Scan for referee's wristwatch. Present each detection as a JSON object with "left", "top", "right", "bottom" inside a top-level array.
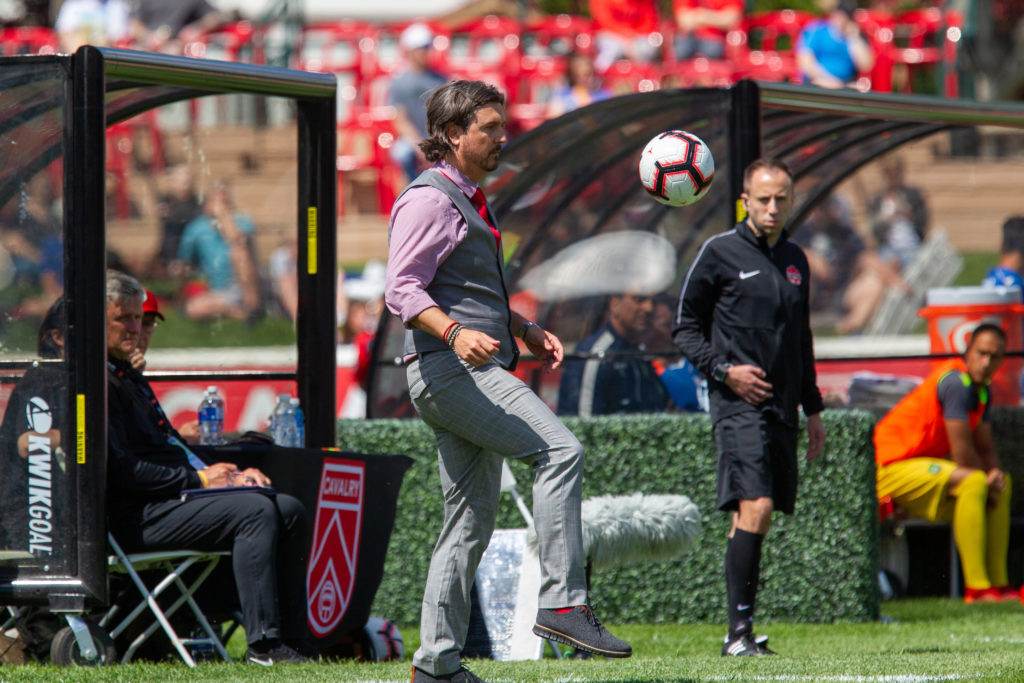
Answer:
[
  {"left": 519, "top": 321, "right": 538, "bottom": 340},
  {"left": 712, "top": 362, "right": 733, "bottom": 384}
]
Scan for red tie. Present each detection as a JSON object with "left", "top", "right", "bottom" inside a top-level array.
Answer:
[{"left": 471, "top": 187, "right": 501, "bottom": 248}]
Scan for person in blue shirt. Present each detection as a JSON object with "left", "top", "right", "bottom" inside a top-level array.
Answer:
[
  {"left": 545, "top": 51, "right": 613, "bottom": 120},
  {"left": 387, "top": 23, "right": 448, "bottom": 183},
  {"left": 982, "top": 216, "right": 1024, "bottom": 398},
  {"left": 558, "top": 291, "right": 670, "bottom": 416},
  {"left": 796, "top": 0, "right": 875, "bottom": 89},
  {"left": 983, "top": 216, "right": 1024, "bottom": 291},
  {"left": 174, "top": 182, "right": 261, "bottom": 321}
]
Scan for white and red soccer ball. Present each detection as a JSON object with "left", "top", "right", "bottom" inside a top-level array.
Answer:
[
  {"left": 363, "top": 616, "right": 405, "bottom": 661},
  {"left": 638, "top": 130, "right": 715, "bottom": 207}
]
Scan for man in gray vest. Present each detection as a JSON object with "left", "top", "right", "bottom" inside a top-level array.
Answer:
[{"left": 385, "top": 79, "right": 632, "bottom": 683}]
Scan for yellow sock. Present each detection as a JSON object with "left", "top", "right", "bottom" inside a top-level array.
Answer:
[
  {"left": 987, "top": 474, "right": 1012, "bottom": 588},
  {"left": 952, "top": 471, "right": 990, "bottom": 590}
]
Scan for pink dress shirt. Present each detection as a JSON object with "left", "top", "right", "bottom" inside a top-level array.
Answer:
[{"left": 384, "top": 160, "right": 481, "bottom": 326}]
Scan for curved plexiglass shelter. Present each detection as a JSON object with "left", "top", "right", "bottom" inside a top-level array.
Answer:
[
  {"left": 0, "top": 47, "right": 336, "bottom": 609},
  {"left": 367, "top": 80, "right": 1024, "bottom": 418}
]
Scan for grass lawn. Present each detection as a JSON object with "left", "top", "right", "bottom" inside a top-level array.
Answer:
[
  {"left": 2, "top": 598, "right": 1023, "bottom": 681},
  {"left": 954, "top": 252, "right": 998, "bottom": 288}
]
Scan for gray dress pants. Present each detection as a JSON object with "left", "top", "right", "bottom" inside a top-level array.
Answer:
[{"left": 407, "top": 351, "right": 587, "bottom": 675}]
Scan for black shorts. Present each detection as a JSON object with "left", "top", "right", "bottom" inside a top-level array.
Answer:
[{"left": 713, "top": 410, "right": 799, "bottom": 514}]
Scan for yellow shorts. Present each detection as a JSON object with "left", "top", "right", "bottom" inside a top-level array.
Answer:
[{"left": 877, "top": 458, "right": 958, "bottom": 522}]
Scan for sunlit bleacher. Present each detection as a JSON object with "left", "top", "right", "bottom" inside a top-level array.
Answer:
[{"left": 0, "top": 8, "right": 964, "bottom": 221}]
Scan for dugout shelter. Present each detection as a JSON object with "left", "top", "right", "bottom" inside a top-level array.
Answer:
[
  {"left": 367, "top": 80, "right": 1024, "bottom": 417},
  {"left": 0, "top": 46, "right": 353, "bottom": 638}
]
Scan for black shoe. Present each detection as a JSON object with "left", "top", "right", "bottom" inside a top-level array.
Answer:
[
  {"left": 284, "top": 638, "right": 321, "bottom": 660},
  {"left": 753, "top": 634, "right": 774, "bottom": 654},
  {"left": 245, "top": 639, "right": 309, "bottom": 665},
  {"left": 721, "top": 633, "right": 775, "bottom": 657},
  {"left": 411, "top": 665, "right": 485, "bottom": 682},
  {"left": 723, "top": 632, "right": 773, "bottom": 653},
  {"left": 533, "top": 606, "right": 632, "bottom": 658}
]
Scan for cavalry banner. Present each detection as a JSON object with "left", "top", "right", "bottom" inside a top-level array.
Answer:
[{"left": 206, "top": 444, "right": 412, "bottom": 647}]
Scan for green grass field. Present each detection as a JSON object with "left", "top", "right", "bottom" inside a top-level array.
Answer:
[{"left": 2, "top": 598, "right": 1023, "bottom": 681}]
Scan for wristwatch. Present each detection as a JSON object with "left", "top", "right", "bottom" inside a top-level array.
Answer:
[
  {"left": 712, "top": 362, "right": 733, "bottom": 383},
  {"left": 519, "top": 321, "right": 538, "bottom": 340}
]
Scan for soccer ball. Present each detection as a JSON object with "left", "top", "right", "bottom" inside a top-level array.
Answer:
[
  {"left": 363, "top": 616, "right": 404, "bottom": 661},
  {"left": 638, "top": 130, "right": 715, "bottom": 207}
]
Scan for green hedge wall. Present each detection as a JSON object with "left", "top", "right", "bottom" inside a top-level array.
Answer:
[{"left": 339, "top": 410, "right": 881, "bottom": 627}]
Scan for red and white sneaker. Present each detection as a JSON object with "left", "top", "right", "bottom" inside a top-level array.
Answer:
[
  {"left": 963, "top": 586, "right": 1003, "bottom": 604},
  {"left": 989, "top": 585, "right": 1021, "bottom": 601}
]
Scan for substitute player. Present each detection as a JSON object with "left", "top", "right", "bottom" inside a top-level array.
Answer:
[
  {"left": 673, "top": 157, "right": 826, "bottom": 656},
  {"left": 875, "top": 323, "right": 1018, "bottom": 603}
]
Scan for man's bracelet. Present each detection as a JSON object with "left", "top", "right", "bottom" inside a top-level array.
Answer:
[
  {"left": 446, "top": 324, "right": 464, "bottom": 349},
  {"left": 442, "top": 321, "right": 459, "bottom": 345},
  {"left": 197, "top": 469, "right": 209, "bottom": 488},
  {"left": 519, "top": 321, "right": 538, "bottom": 340}
]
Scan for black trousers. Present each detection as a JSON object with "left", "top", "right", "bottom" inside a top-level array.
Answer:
[{"left": 109, "top": 492, "right": 308, "bottom": 644}]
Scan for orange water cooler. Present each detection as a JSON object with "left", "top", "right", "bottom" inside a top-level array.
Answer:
[{"left": 917, "top": 286, "right": 1024, "bottom": 406}]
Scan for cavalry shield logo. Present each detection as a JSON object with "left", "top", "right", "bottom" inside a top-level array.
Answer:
[
  {"left": 786, "top": 264, "right": 802, "bottom": 286},
  {"left": 307, "top": 458, "right": 365, "bottom": 636}
]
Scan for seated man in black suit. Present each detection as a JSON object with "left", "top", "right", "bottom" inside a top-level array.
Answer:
[{"left": 104, "top": 269, "right": 311, "bottom": 665}]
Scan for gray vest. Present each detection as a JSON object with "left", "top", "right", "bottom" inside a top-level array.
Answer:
[{"left": 393, "top": 170, "right": 518, "bottom": 370}]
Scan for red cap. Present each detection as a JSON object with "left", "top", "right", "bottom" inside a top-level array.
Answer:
[{"left": 143, "top": 289, "right": 165, "bottom": 321}]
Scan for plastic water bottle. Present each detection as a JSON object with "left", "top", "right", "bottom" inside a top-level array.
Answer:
[
  {"left": 280, "top": 398, "right": 298, "bottom": 447},
  {"left": 270, "top": 393, "right": 293, "bottom": 446},
  {"left": 198, "top": 386, "right": 225, "bottom": 446},
  {"left": 290, "top": 397, "right": 304, "bottom": 448}
]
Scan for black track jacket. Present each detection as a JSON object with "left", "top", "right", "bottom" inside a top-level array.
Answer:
[{"left": 673, "top": 222, "right": 824, "bottom": 428}]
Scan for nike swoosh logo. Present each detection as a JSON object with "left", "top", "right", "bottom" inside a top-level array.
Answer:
[
  {"left": 737, "top": 603, "right": 751, "bottom": 611},
  {"left": 739, "top": 270, "right": 760, "bottom": 280}
]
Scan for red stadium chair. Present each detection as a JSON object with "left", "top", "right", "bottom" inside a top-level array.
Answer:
[
  {"left": 602, "top": 59, "right": 661, "bottom": 96},
  {"left": 854, "top": 8, "right": 895, "bottom": 92},
  {"left": 298, "top": 21, "right": 380, "bottom": 125},
  {"left": 374, "top": 21, "right": 451, "bottom": 76},
  {"left": 337, "top": 111, "right": 400, "bottom": 217},
  {"left": 508, "top": 54, "right": 567, "bottom": 133},
  {"left": 521, "top": 13, "right": 596, "bottom": 57},
  {"left": 887, "top": 8, "right": 961, "bottom": 97},
  {"left": 733, "top": 10, "right": 816, "bottom": 84},
  {"left": 664, "top": 57, "right": 737, "bottom": 89},
  {"left": 106, "top": 123, "right": 133, "bottom": 221},
  {"left": 0, "top": 26, "right": 57, "bottom": 55},
  {"left": 741, "top": 10, "right": 816, "bottom": 52},
  {"left": 941, "top": 11, "right": 963, "bottom": 98},
  {"left": 106, "top": 115, "right": 166, "bottom": 220},
  {"left": 183, "top": 21, "right": 261, "bottom": 63},
  {"left": 446, "top": 15, "right": 522, "bottom": 96}
]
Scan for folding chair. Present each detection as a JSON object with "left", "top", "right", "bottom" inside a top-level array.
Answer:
[{"left": 102, "top": 533, "right": 232, "bottom": 666}]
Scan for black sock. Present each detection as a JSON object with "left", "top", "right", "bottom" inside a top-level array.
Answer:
[{"left": 726, "top": 528, "right": 764, "bottom": 639}]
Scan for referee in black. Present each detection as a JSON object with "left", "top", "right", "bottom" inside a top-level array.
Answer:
[{"left": 673, "top": 158, "right": 826, "bottom": 656}]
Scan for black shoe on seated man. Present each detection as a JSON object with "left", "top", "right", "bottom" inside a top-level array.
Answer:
[
  {"left": 245, "top": 638, "right": 309, "bottom": 665},
  {"left": 411, "top": 664, "right": 485, "bottom": 682},
  {"left": 284, "top": 637, "right": 321, "bottom": 660},
  {"left": 721, "top": 632, "right": 775, "bottom": 657},
  {"left": 533, "top": 605, "right": 632, "bottom": 658}
]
